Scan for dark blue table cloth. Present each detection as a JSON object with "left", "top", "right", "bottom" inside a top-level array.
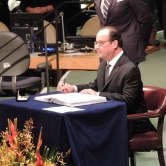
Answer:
[{"left": 0, "top": 92, "right": 128, "bottom": 166}]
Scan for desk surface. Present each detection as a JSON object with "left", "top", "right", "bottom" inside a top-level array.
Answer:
[
  {"left": 30, "top": 52, "right": 100, "bottom": 70},
  {"left": 30, "top": 44, "right": 162, "bottom": 70},
  {"left": 0, "top": 92, "right": 128, "bottom": 166}
]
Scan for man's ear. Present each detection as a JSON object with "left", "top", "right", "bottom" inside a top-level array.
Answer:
[{"left": 113, "top": 40, "right": 118, "bottom": 49}]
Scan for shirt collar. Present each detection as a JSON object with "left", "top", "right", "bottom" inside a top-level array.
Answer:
[{"left": 108, "top": 50, "right": 123, "bottom": 67}]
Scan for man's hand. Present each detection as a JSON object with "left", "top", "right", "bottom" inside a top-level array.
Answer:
[
  {"left": 26, "top": 7, "right": 41, "bottom": 13},
  {"left": 58, "top": 83, "right": 74, "bottom": 93},
  {"left": 79, "top": 89, "right": 97, "bottom": 95},
  {"left": 26, "top": 5, "right": 54, "bottom": 13}
]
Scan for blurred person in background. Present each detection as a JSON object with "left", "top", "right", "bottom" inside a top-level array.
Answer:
[
  {"left": 0, "top": 0, "right": 10, "bottom": 29},
  {"left": 93, "top": 0, "right": 153, "bottom": 65},
  {"left": 19, "top": 0, "right": 81, "bottom": 40}
]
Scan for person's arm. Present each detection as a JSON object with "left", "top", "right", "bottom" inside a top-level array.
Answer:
[
  {"left": 130, "top": 0, "right": 153, "bottom": 49},
  {"left": 99, "top": 66, "right": 142, "bottom": 108},
  {"left": 25, "top": 6, "right": 40, "bottom": 13},
  {"left": 20, "top": 0, "right": 67, "bottom": 13},
  {"left": 36, "top": 5, "right": 54, "bottom": 13},
  {"left": 77, "top": 79, "right": 98, "bottom": 92},
  {"left": 58, "top": 83, "right": 75, "bottom": 93},
  {"left": 58, "top": 80, "right": 98, "bottom": 95}
]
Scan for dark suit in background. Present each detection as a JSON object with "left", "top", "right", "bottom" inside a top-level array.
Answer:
[
  {"left": 94, "top": 0, "right": 153, "bottom": 64},
  {"left": 163, "top": 0, "right": 166, "bottom": 39},
  {"left": 0, "top": 0, "right": 10, "bottom": 29},
  {"left": 154, "top": 0, "right": 164, "bottom": 30}
]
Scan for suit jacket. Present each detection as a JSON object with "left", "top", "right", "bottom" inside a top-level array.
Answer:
[
  {"left": 94, "top": 0, "right": 153, "bottom": 64},
  {"left": 77, "top": 53, "right": 147, "bottom": 114},
  {"left": 163, "top": 0, "right": 166, "bottom": 39}
]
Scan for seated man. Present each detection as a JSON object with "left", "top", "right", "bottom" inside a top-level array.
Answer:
[{"left": 58, "top": 26, "right": 155, "bottom": 134}]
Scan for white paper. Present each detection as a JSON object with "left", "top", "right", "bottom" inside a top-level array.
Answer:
[{"left": 43, "top": 106, "right": 84, "bottom": 113}]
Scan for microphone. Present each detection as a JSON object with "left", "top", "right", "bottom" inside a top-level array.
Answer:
[{"left": 80, "top": 46, "right": 95, "bottom": 52}]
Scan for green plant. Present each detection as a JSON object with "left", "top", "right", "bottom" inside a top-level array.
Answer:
[{"left": 0, "top": 118, "right": 70, "bottom": 166}]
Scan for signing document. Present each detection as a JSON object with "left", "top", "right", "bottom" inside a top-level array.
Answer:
[{"left": 34, "top": 93, "right": 107, "bottom": 107}]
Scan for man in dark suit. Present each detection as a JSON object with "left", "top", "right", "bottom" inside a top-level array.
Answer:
[
  {"left": 58, "top": 26, "right": 155, "bottom": 133},
  {"left": 163, "top": 0, "right": 166, "bottom": 39},
  {"left": 93, "top": 0, "right": 153, "bottom": 64}
]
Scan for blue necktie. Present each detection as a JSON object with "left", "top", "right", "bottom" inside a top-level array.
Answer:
[{"left": 103, "top": 0, "right": 110, "bottom": 18}]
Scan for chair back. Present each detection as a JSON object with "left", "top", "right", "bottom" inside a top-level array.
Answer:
[
  {"left": 0, "top": 22, "right": 9, "bottom": 31},
  {"left": 43, "top": 20, "right": 56, "bottom": 43},
  {"left": 0, "top": 31, "right": 42, "bottom": 95},
  {"left": 128, "top": 86, "right": 166, "bottom": 166},
  {"left": 143, "top": 86, "right": 166, "bottom": 116},
  {"left": 0, "top": 31, "right": 30, "bottom": 76},
  {"left": 80, "top": 16, "right": 100, "bottom": 36}
]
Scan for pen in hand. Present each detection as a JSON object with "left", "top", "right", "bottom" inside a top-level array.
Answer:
[{"left": 62, "top": 79, "right": 66, "bottom": 93}]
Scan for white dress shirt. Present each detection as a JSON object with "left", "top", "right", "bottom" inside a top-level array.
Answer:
[
  {"left": 73, "top": 50, "right": 124, "bottom": 94},
  {"left": 106, "top": 50, "right": 123, "bottom": 76},
  {"left": 100, "top": 0, "right": 105, "bottom": 16}
]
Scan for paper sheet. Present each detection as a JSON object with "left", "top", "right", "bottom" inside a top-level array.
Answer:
[{"left": 43, "top": 106, "right": 85, "bottom": 113}]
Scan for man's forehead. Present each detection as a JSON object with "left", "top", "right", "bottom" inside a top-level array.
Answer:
[{"left": 96, "top": 29, "right": 109, "bottom": 40}]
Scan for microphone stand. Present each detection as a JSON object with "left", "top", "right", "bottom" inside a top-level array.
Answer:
[
  {"left": 30, "top": 27, "right": 34, "bottom": 54},
  {"left": 53, "top": 1, "right": 94, "bottom": 85},
  {"left": 42, "top": 12, "right": 62, "bottom": 92},
  {"left": 61, "top": 12, "right": 66, "bottom": 52},
  {"left": 43, "top": 28, "right": 49, "bottom": 92},
  {"left": 54, "top": 10, "right": 60, "bottom": 86}
]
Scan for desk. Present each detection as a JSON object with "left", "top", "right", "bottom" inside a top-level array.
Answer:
[
  {"left": 0, "top": 92, "right": 128, "bottom": 166},
  {"left": 30, "top": 52, "right": 100, "bottom": 70},
  {"left": 30, "top": 44, "right": 162, "bottom": 72}
]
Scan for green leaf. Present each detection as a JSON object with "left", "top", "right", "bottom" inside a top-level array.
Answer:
[{"left": 48, "top": 146, "right": 59, "bottom": 160}]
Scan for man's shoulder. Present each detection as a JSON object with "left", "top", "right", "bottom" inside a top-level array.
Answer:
[{"left": 119, "top": 53, "right": 137, "bottom": 67}]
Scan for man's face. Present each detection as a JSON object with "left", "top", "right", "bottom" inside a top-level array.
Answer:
[{"left": 95, "top": 29, "right": 116, "bottom": 62}]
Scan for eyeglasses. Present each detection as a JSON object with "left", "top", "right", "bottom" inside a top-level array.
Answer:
[{"left": 94, "top": 41, "right": 110, "bottom": 46}]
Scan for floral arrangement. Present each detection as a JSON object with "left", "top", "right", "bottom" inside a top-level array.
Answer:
[{"left": 0, "top": 118, "right": 70, "bottom": 166}]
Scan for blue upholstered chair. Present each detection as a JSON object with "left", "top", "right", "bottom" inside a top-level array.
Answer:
[{"left": 0, "top": 31, "right": 51, "bottom": 95}]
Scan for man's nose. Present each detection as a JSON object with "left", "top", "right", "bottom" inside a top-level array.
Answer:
[{"left": 95, "top": 44, "right": 99, "bottom": 50}]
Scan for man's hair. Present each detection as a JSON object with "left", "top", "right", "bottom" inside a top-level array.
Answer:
[{"left": 101, "top": 26, "right": 123, "bottom": 48}]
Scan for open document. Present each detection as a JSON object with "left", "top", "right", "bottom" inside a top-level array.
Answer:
[{"left": 34, "top": 93, "right": 107, "bottom": 107}]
